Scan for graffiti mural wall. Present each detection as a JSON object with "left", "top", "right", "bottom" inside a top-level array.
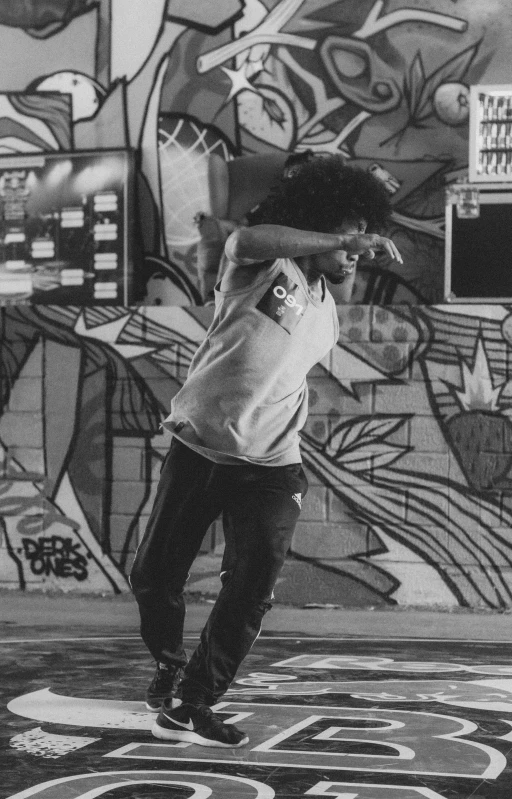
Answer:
[
  {"left": 1, "top": 1, "right": 512, "bottom": 606},
  {"left": 4, "top": 303, "right": 512, "bottom": 608},
  {"left": 0, "top": 0, "right": 507, "bottom": 304}
]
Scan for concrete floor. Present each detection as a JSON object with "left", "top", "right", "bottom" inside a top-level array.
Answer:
[
  {"left": 1, "top": 589, "right": 512, "bottom": 640},
  {"left": 5, "top": 631, "right": 512, "bottom": 799},
  {"left": 3, "top": 591, "right": 512, "bottom": 799}
]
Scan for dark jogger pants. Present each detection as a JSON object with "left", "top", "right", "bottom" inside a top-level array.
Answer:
[{"left": 130, "top": 438, "right": 307, "bottom": 706}]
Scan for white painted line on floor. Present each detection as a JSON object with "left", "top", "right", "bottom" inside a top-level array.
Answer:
[
  {"left": 0, "top": 635, "right": 143, "bottom": 645},
  {"left": 0, "top": 634, "right": 511, "bottom": 645}
]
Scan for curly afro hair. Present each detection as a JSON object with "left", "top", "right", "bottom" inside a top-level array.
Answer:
[{"left": 249, "top": 155, "right": 392, "bottom": 233}]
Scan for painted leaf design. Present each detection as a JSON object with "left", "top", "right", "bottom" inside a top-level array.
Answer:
[
  {"left": 337, "top": 442, "right": 409, "bottom": 472},
  {"left": 415, "top": 41, "right": 480, "bottom": 119},
  {"left": 406, "top": 52, "right": 426, "bottom": 113},
  {"left": 301, "top": 427, "right": 512, "bottom": 608},
  {"left": 325, "top": 415, "right": 410, "bottom": 458},
  {"left": 262, "top": 95, "right": 286, "bottom": 128}
]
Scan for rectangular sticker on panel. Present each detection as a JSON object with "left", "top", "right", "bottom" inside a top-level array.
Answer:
[{"left": 256, "top": 272, "right": 307, "bottom": 334}]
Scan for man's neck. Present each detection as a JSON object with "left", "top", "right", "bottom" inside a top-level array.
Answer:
[{"left": 295, "top": 255, "right": 321, "bottom": 286}]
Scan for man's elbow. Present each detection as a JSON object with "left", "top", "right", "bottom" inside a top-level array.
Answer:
[{"left": 225, "top": 227, "right": 254, "bottom": 265}]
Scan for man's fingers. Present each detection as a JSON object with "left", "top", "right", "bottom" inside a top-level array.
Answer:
[
  {"left": 388, "top": 240, "right": 403, "bottom": 264},
  {"left": 382, "top": 238, "right": 403, "bottom": 264},
  {"left": 341, "top": 234, "right": 403, "bottom": 263},
  {"left": 368, "top": 236, "right": 403, "bottom": 264}
]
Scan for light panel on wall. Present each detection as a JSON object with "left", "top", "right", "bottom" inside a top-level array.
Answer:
[{"left": 469, "top": 84, "right": 512, "bottom": 183}]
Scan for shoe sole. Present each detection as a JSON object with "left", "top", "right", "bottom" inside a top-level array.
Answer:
[
  {"left": 152, "top": 720, "right": 249, "bottom": 748},
  {"left": 146, "top": 698, "right": 183, "bottom": 712}
]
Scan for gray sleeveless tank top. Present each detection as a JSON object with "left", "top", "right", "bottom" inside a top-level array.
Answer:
[{"left": 163, "top": 257, "right": 339, "bottom": 466}]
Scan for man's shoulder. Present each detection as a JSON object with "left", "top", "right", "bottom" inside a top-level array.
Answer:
[{"left": 218, "top": 258, "right": 281, "bottom": 293}]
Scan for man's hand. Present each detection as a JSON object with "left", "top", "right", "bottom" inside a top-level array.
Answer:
[{"left": 339, "top": 234, "right": 403, "bottom": 264}]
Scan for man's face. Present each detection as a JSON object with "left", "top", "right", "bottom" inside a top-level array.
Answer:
[{"left": 315, "top": 218, "right": 366, "bottom": 284}]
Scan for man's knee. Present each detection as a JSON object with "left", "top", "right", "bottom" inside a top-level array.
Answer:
[
  {"left": 130, "top": 563, "right": 188, "bottom": 602},
  {"left": 256, "top": 546, "right": 287, "bottom": 586},
  {"left": 221, "top": 565, "right": 279, "bottom": 609}
]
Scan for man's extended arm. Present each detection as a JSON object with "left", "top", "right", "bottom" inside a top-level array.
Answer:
[{"left": 225, "top": 224, "right": 402, "bottom": 265}]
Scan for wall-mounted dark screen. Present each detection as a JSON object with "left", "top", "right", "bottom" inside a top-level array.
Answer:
[{"left": 0, "top": 149, "right": 134, "bottom": 306}]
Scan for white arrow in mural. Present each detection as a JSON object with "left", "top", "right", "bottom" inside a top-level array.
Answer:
[{"left": 7, "top": 688, "right": 153, "bottom": 731}]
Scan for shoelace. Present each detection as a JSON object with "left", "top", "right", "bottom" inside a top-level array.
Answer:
[
  {"left": 193, "top": 707, "right": 241, "bottom": 740},
  {"left": 194, "top": 705, "right": 214, "bottom": 722}
]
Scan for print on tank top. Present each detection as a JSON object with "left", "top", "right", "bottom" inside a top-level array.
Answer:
[{"left": 256, "top": 272, "right": 308, "bottom": 334}]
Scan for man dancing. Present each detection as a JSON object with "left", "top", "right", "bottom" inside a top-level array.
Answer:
[{"left": 130, "top": 155, "right": 402, "bottom": 748}]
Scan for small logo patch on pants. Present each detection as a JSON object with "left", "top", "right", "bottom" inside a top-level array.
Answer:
[{"left": 292, "top": 492, "right": 302, "bottom": 509}]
